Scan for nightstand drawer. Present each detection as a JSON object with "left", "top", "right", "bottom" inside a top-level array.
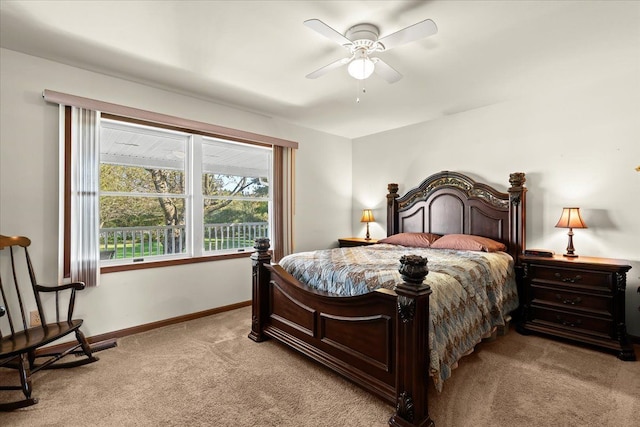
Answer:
[
  {"left": 519, "top": 254, "right": 634, "bottom": 360},
  {"left": 530, "top": 306, "right": 613, "bottom": 338},
  {"left": 530, "top": 284, "right": 612, "bottom": 317},
  {"left": 529, "top": 264, "right": 612, "bottom": 290}
]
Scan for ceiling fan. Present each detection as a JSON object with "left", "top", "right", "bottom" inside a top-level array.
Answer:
[{"left": 304, "top": 18, "right": 438, "bottom": 84}]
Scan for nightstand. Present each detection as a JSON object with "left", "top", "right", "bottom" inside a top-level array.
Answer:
[
  {"left": 518, "top": 254, "right": 635, "bottom": 360},
  {"left": 338, "top": 237, "right": 379, "bottom": 248}
]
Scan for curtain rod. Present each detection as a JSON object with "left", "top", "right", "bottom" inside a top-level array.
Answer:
[{"left": 42, "top": 89, "right": 298, "bottom": 149}]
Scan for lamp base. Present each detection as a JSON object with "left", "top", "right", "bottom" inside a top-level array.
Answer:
[{"left": 563, "top": 229, "right": 579, "bottom": 258}]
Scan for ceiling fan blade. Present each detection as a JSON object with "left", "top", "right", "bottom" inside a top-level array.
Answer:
[
  {"left": 306, "top": 57, "right": 348, "bottom": 79},
  {"left": 304, "top": 19, "right": 352, "bottom": 46},
  {"left": 373, "top": 58, "right": 402, "bottom": 84},
  {"left": 377, "top": 19, "right": 438, "bottom": 50}
]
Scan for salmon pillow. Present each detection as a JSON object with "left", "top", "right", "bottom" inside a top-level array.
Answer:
[
  {"left": 430, "top": 234, "right": 506, "bottom": 252},
  {"left": 378, "top": 233, "right": 442, "bottom": 248}
]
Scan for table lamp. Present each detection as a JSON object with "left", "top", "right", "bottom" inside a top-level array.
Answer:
[
  {"left": 360, "top": 209, "right": 375, "bottom": 240},
  {"left": 555, "top": 207, "right": 587, "bottom": 257}
]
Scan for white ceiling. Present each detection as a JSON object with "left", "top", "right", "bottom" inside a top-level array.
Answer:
[{"left": 1, "top": 1, "right": 638, "bottom": 139}]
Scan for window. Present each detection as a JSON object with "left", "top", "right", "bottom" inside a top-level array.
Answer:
[
  {"left": 99, "top": 118, "right": 272, "bottom": 265},
  {"left": 99, "top": 119, "right": 189, "bottom": 262},
  {"left": 200, "top": 137, "right": 271, "bottom": 254},
  {"left": 48, "top": 89, "right": 297, "bottom": 284}
]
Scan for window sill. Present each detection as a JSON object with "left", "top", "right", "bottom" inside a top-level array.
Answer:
[{"left": 100, "top": 251, "right": 252, "bottom": 274}]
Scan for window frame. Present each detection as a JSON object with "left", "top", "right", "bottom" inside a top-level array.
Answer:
[{"left": 60, "top": 106, "right": 293, "bottom": 276}]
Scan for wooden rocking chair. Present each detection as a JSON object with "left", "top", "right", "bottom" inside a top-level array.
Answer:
[{"left": 0, "top": 235, "right": 98, "bottom": 410}]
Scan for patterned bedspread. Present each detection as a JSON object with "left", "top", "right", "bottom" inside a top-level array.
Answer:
[{"left": 279, "top": 243, "right": 519, "bottom": 391}]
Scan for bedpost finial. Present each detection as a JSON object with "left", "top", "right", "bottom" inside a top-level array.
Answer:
[
  {"left": 254, "top": 238, "right": 270, "bottom": 252},
  {"left": 509, "top": 172, "right": 526, "bottom": 187},
  {"left": 388, "top": 183, "right": 400, "bottom": 209},
  {"left": 399, "top": 255, "right": 429, "bottom": 284}
]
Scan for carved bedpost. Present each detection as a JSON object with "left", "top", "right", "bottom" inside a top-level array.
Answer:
[
  {"left": 508, "top": 172, "right": 527, "bottom": 265},
  {"left": 614, "top": 272, "right": 635, "bottom": 361},
  {"left": 387, "top": 183, "right": 400, "bottom": 236},
  {"left": 389, "top": 255, "right": 434, "bottom": 427},
  {"left": 248, "top": 238, "right": 272, "bottom": 343}
]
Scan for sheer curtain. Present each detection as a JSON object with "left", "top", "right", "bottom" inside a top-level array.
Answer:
[{"left": 66, "top": 107, "right": 101, "bottom": 287}]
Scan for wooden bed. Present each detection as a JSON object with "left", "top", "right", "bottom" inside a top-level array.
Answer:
[{"left": 249, "top": 171, "right": 527, "bottom": 427}]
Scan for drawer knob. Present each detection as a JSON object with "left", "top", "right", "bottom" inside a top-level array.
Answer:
[
  {"left": 555, "top": 294, "right": 582, "bottom": 305},
  {"left": 556, "top": 315, "right": 582, "bottom": 328},
  {"left": 554, "top": 272, "right": 582, "bottom": 283}
]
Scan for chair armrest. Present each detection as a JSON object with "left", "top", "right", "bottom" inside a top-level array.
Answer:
[
  {"left": 34, "top": 282, "right": 86, "bottom": 323},
  {"left": 35, "top": 282, "right": 86, "bottom": 293}
]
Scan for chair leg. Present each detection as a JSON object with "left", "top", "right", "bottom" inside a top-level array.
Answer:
[
  {"left": 39, "top": 329, "right": 99, "bottom": 370},
  {"left": 17, "top": 353, "right": 34, "bottom": 401},
  {"left": 28, "top": 349, "right": 36, "bottom": 370},
  {"left": 0, "top": 353, "right": 39, "bottom": 411},
  {"left": 76, "top": 329, "right": 99, "bottom": 363}
]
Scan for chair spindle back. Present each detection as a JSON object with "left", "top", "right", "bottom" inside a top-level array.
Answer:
[{"left": 0, "top": 235, "right": 48, "bottom": 337}]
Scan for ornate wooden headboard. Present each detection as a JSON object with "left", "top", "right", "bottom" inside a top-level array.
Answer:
[{"left": 387, "top": 171, "right": 527, "bottom": 262}]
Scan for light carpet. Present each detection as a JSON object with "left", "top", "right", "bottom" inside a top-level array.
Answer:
[{"left": 1, "top": 306, "right": 638, "bottom": 426}]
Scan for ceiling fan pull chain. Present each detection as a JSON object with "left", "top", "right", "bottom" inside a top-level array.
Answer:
[{"left": 356, "top": 79, "right": 366, "bottom": 104}]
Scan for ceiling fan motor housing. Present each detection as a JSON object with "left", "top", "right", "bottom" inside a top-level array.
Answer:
[{"left": 345, "top": 23, "right": 380, "bottom": 50}]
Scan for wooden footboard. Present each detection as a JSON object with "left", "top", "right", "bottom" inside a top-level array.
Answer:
[{"left": 249, "top": 238, "right": 434, "bottom": 427}]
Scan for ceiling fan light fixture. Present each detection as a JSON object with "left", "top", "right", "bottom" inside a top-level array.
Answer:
[{"left": 348, "top": 57, "right": 375, "bottom": 80}]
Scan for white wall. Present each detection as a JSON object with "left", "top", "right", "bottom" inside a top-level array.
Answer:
[
  {"left": 0, "top": 48, "right": 352, "bottom": 337},
  {"left": 352, "top": 61, "right": 640, "bottom": 334}
]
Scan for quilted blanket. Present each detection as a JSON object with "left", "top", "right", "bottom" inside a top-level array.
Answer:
[{"left": 279, "top": 243, "right": 519, "bottom": 391}]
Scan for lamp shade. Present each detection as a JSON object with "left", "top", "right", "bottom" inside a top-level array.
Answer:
[
  {"left": 555, "top": 207, "right": 587, "bottom": 229},
  {"left": 360, "top": 209, "right": 375, "bottom": 223}
]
